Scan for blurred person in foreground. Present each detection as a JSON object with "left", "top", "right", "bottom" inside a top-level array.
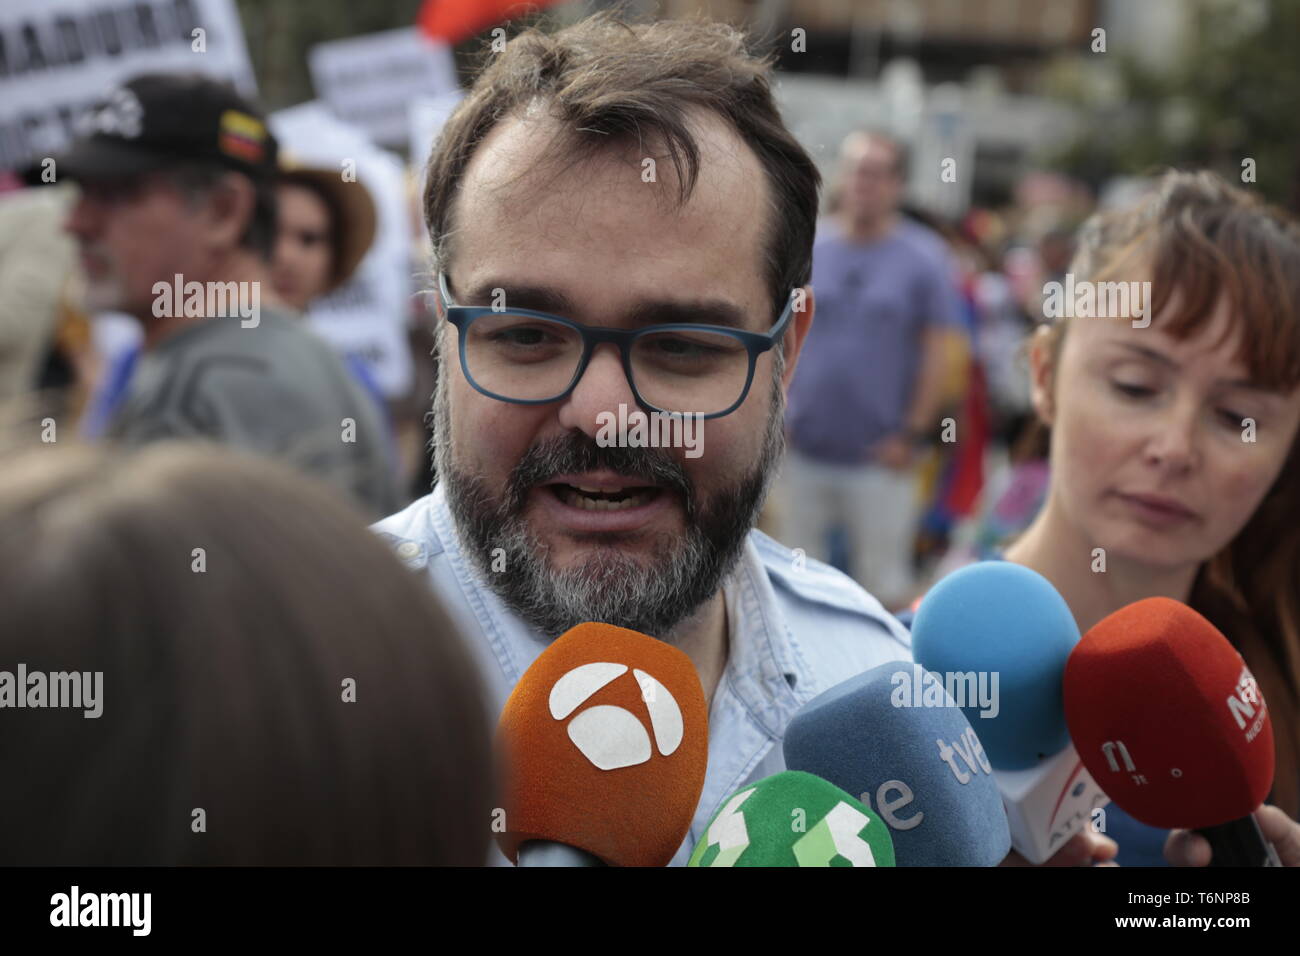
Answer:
[
  {"left": 375, "top": 12, "right": 1108, "bottom": 866},
  {"left": 52, "top": 73, "right": 398, "bottom": 518},
  {"left": 0, "top": 442, "right": 491, "bottom": 866},
  {"left": 779, "top": 131, "right": 963, "bottom": 610}
]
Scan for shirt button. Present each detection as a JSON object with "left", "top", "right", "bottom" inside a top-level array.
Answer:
[{"left": 396, "top": 541, "right": 421, "bottom": 560}]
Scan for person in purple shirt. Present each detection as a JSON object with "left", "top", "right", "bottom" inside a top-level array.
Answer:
[{"left": 780, "top": 130, "right": 962, "bottom": 609}]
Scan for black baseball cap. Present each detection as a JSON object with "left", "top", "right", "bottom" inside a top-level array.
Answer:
[{"left": 37, "top": 73, "right": 278, "bottom": 185}]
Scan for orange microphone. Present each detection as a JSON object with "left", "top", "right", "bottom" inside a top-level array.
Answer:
[
  {"left": 1064, "top": 597, "right": 1280, "bottom": 866},
  {"left": 496, "top": 623, "right": 709, "bottom": 866}
]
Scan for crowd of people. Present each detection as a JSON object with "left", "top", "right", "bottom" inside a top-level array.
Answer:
[{"left": 2, "top": 9, "right": 1299, "bottom": 869}]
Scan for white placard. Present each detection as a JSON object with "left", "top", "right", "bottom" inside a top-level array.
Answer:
[
  {"left": 308, "top": 27, "right": 458, "bottom": 148},
  {"left": 0, "top": 0, "right": 256, "bottom": 171}
]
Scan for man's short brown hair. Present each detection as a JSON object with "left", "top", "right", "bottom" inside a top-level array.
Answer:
[{"left": 422, "top": 11, "right": 821, "bottom": 325}]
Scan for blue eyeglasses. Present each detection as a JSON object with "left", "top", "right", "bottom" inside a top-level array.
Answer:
[{"left": 435, "top": 272, "right": 798, "bottom": 419}]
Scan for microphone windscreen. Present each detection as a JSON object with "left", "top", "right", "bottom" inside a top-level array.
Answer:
[
  {"left": 688, "top": 771, "right": 895, "bottom": 867},
  {"left": 784, "top": 662, "right": 1010, "bottom": 866},
  {"left": 912, "top": 561, "right": 1079, "bottom": 770},
  {"left": 496, "top": 622, "right": 708, "bottom": 866},
  {"left": 1063, "top": 597, "right": 1274, "bottom": 829}
]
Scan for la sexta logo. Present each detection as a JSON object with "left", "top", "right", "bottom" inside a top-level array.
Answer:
[{"left": 548, "top": 662, "right": 683, "bottom": 770}]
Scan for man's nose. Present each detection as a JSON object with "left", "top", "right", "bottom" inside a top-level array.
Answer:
[{"left": 555, "top": 343, "right": 640, "bottom": 440}]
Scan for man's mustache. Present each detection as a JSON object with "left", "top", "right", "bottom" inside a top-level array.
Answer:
[{"left": 503, "top": 431, "right": 695, "bottom": 518}]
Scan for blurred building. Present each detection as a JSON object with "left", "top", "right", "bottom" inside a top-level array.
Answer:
[{"left": 635, "top": 0, "right": 1196, "bottom": 216}]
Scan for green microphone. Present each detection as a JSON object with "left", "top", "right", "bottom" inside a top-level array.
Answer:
[{"left": 688, "top": 771, "right": 896, "bottom": 867}]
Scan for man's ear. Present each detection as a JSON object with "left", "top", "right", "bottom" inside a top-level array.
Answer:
[
  {"left": 779, "top": 284, "right": 815, "bottom": 391},
  {"left": 203, "top": 172, "right": 256, "bottom": 254},
  {"left": 1028, "top": 323, "right": 1058, "bottom": 427}
]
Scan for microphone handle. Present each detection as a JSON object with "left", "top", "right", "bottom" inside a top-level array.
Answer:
[
  {"left": 517, "top": 841, "right": 606, "bottom": 867},
  {"left": 1194, "top": 816, "right": 1283, "bottom": 867}
]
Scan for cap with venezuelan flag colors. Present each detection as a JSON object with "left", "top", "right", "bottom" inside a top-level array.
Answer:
[{"left": 43, "top": 73, "right": 278, "bottom": 185}]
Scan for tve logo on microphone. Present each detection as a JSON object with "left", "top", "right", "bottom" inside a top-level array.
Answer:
[
  {"left": 549, "top": 663, "right": 682, "bottom": 770},
  {"left": 936, "top": 726, "right": 993, "bottom": 784}
]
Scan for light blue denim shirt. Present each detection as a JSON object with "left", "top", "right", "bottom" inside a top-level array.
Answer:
[{"left": 373, "top": 484, "right": 913, "bottom": 866}]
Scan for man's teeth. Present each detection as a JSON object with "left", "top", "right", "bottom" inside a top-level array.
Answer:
[{"left": 558, "top": 486, "right": 650, "bottom": 511}]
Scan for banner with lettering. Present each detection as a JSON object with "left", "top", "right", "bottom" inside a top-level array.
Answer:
[{"left": 0, "top": 0, "right": 255, "bottom": 172}]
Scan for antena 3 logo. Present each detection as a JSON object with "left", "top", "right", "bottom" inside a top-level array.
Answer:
[{"left": 549, "top": 663, "right": 682, "bottom": 770}]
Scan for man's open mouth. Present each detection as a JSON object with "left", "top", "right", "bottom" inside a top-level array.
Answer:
[{"left": 546, "top": 482, "right": 664, "bottom": 512}]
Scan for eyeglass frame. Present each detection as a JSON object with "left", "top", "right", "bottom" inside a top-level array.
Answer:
[{"left": 435, "top": 271, "right": 799, "bottom": 420}]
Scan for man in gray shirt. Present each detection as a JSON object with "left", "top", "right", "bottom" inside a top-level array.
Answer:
[{"left": 52, "top": 73, "right": 397, "bottom": 517}]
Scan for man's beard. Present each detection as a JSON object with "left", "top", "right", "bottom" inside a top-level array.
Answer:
[{"left": 432, "top": 358, "right": 786, "bottom": 643}]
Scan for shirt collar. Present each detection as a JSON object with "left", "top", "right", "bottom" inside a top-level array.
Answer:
[{"left": 716, "top": 533, "right": 816, "bottom": 738}]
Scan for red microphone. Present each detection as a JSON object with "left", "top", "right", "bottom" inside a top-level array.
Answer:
[
  {"left": 496, "top": 623, "right": 709, "bottom": 866},
  {"left": 1064, "top": 597, "right": 1281, "bottom": 866}
]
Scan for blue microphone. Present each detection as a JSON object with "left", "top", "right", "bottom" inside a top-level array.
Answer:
[
  {"left": 912, "top": 561, "right": 1108, "bottom": 862},
  {"left": 783, "top": 662, "right": 1011, "bottom": 866}
]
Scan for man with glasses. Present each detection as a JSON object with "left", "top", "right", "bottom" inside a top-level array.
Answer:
[{"left": 376, "top": 14, "right": 915, "bottom": 865}]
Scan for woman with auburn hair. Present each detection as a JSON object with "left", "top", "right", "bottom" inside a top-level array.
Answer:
[
  {"left": 1001, "top": 169, "right": 1300, "bottom": 864},
  {"left": 0, "top": 443, "right": 493, "bottom": 865}
]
